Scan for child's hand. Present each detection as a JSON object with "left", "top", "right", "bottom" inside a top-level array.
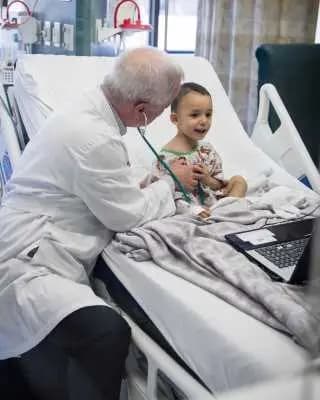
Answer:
[
  {"left": 198, "top": 208, "right": 211, "bottom": 219},
  {"left": 195, "top": 164, "right": 211, "bottom": 186},
  {"left": 191, "top": 205, "right": 211, "bottom": 219},
  {"left": 195, "top": 164, "right": 224, "bottom": 191}
]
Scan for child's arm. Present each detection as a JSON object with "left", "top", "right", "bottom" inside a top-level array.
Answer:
[
  {"left": 221, "top": 175, "right": 247, "bottom": 198},
  {"left": 197, "top": 143, "right": 224, "bottom": 191}
]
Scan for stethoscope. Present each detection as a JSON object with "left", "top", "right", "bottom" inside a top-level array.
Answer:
[{"left": 137, "top": 112, "right": 192, "bottom": 203}]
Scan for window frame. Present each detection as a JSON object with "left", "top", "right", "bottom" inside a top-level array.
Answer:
[{"left": 149, "top": 0, "right": 197, "bottom": 54}]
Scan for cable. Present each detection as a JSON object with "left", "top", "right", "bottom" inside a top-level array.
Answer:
[
  {"left": 5, "top": 0, "right": 30, "bottom": 27},
  {"left": 6, "top": 0, "right": 30, "bottom": 18},
  {"left": 114, "top": 0, "right": 141, "bottom": 28},
  {"left": 4, "top": 0, "right": 39, "bottom": 28}
]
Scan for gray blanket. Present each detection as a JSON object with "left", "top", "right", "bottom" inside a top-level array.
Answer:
[{"left": 114, "top": 179, "right": 320, "bottom": 352}]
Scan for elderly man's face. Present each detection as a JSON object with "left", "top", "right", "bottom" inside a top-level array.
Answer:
[{"left": 144, "top": 103, "right": 169, "bottom": 124}]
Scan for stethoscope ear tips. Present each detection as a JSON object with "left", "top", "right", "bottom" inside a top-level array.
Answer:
[
  {"left": 137, "top": 112, "right": 147, "bottom": 136},
  {"left": 142, "top": 112, "right": 147, "bottom": 126}
]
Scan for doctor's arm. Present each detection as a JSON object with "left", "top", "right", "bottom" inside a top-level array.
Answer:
[{"left": 73, "top": 137, "right": 188, "bottom": 232}]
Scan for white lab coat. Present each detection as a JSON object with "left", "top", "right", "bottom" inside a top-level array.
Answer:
[{"left": 0, "top": 87, "right": 176, "bottom": 359}]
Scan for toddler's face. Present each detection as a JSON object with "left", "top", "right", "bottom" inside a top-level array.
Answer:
[{"left": 171, "top": 92, "right": 213, "bottom": 142}]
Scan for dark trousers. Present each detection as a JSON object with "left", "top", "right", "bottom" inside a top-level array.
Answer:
[{"left": 0, "top": 305, "right": 131, "bottom": 400}]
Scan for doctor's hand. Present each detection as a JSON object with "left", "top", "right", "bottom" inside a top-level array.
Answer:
[{"left": 170, "top": 160, "right": 203, "bottom": 192}]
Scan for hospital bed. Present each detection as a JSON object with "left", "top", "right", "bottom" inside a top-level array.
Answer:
[{"left": 0, "top": 54, "right": 318, "bottom": 399}]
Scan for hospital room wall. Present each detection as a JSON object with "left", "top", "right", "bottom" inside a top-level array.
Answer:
[
  {"left": 23, "top": 0, "right": 76, "bottom": 54},
  {"left": 76, "top": 0, "right": 109, "bottom": 56},
  {"left": 23, "top": 0, "right": 107, "bottom": 56}
]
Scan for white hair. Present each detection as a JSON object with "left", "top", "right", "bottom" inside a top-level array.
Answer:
[{"left": 102, "top": 47, "right": 184, "bottom": 106}]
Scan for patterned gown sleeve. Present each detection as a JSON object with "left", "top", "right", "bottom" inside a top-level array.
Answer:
[{"left": 198, "top": 142, "right": 224, "bottom": 181}]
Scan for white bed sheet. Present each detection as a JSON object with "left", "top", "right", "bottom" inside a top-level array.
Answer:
[
  {"left": 103, "top": 244, "right": 307, "bottom": 395},
  {"left": 12, "top": 54, "right": 313, "bottom": 394}
]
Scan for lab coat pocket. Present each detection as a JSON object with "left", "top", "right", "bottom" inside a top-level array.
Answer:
[{"left": 30, "top": 222, "right": 91, "bottom": 286}]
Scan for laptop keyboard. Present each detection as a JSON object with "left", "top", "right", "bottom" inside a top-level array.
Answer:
[{"left": 255, "top": 238, "right": 308, "bottom": 269}]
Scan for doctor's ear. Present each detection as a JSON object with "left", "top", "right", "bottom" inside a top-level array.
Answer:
[
  {"left": 135, "top": 103, "right": 146, "bottom": 114},
  {"left": 170, "top": 112, "right": 178, "bottom": 125}
]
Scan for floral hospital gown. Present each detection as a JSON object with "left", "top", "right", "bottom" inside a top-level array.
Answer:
[{"left": 152, "top": 141, "right": 224, "bottom": 213}]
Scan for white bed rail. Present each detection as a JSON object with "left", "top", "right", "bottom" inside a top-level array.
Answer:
[
  {"left": 0, "top": 85, "right": 21, "bottom": 170},
  {"left": 124, "top": 313, "right": 216, "bottom": 400},
  {"left": 251, "top": 84, "right": 320, "bottom": 193}
]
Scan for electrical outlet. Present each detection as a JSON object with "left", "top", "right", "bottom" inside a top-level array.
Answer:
[
  {"left": 43, "top": 21, "right": 52, "bottom": 46},
  {"left": 52, "top": 22, "right": 61, "bottom": 47},
  {"left": 36, "top": 19, "right": 42, "bottom": 44},
  {"left": 62, "top": 24, "right": 74, "bottom": 52}
]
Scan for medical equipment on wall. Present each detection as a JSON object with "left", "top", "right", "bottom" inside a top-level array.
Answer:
[
  {"left": 2, "top": 0, "right": 31, "bottom": 28},
  {"left": 96, "top": 0, "right": 152, "bottom": 54},
  {"left": 1, "top": 1, "right": 39, "bottom": 56},
  {"left": 113, "top": 0, "right": 151, "bottom": 31},
  {"left": 0, "top": 1, "right": 39, "bottom": 87},
  {"left": 137, "top": 112, "right": 192, "bottom": 203},
  {"left": 0, "top": 25, "right": 20, "bottom": 84}
]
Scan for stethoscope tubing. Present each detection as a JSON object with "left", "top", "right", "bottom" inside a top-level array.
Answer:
[{"left": 137, "top": 113, "right": 192, "bottom": 203}]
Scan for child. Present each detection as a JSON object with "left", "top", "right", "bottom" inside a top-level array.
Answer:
[{"left": 152, "top": 82, "right": 247, "bottom": 218}]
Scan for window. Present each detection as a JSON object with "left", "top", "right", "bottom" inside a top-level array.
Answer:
[
  {"left": 157, "top": 0, "right": 198, "bottom": 53},
  {"left": 105, "top": 0, "right": 199, "bottom": 52}
]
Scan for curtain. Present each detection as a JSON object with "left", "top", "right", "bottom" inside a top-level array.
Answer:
[{"left": 195, "top": 0, "right": 318, "bottom": 133}]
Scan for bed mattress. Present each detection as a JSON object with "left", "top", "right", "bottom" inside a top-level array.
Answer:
[{"left": 103, "top": 244, "right": 307, "bottom": 394}]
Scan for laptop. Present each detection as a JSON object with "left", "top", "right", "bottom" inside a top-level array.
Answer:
[{"left": 225, "top": 218, "right": 317, "bottom": 284}]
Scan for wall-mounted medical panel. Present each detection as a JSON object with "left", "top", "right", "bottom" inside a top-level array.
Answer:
[
  {"left": 43, "top": 20, "right": 52, "bottom": 46},
  {"left": 24, "top": 0, "right": 77, "bottom": 54},
  {"left": 23, "top": 1, "right": 109, "bottom": 56},
  {"left": 52, "top": 22, "right": 61, "bottom": 47},
  {"left": 62, "top": 24, "right": 74, "bottom": 52}
]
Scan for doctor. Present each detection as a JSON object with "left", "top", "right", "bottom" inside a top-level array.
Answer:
[{"left": 0, "top": 47, "right": 202, "bottom": 399}]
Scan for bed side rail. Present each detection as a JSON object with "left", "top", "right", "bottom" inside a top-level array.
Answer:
[
  {"left": 0, "top": 85, "right": 21, "bottom": 200},
  {"left": 251, "top": 84, "right": 320, "bottom": 193},
  {"left": 0, "top": 85, "right": 21, "bottom": 170},
  {"left": 92, "top": 276, "right": 216, "bottom": 400},
  {"left": 124, "top": 313, "right": 216, "bottom": 400}
]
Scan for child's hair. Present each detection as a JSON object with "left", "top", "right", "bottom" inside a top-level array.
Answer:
[{"left": 171, "top": 82, "right": 211, "bottom": 113}]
